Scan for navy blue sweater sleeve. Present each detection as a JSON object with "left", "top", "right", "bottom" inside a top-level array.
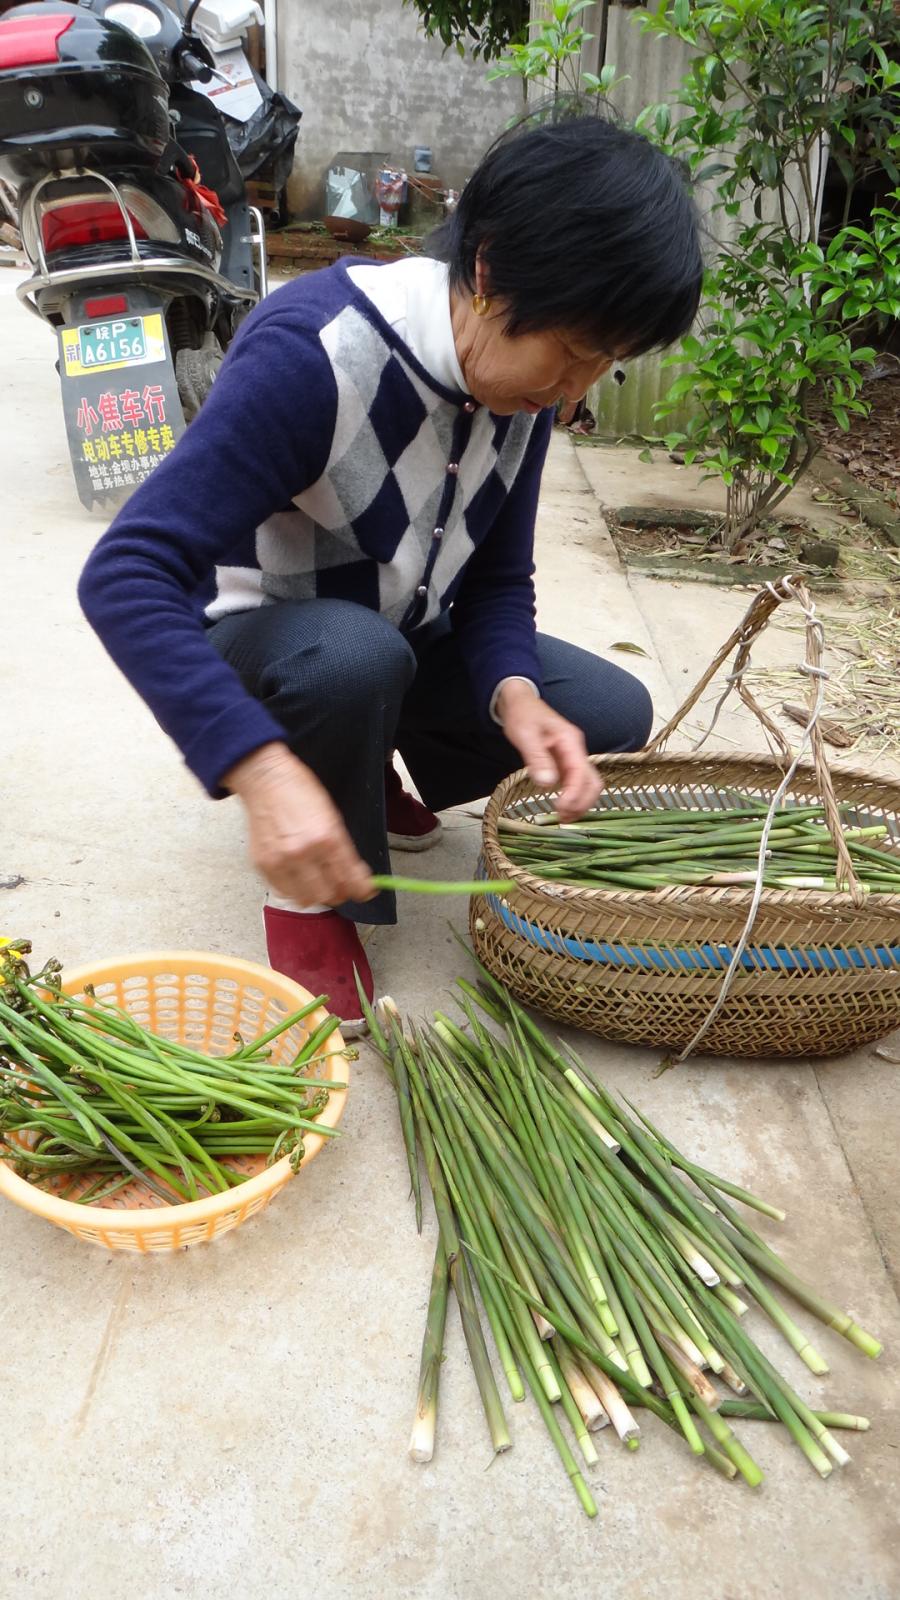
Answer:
[
  {"left": 450, "top": 407, "right": 553, "bottom": 720},
  {"left": 78, "top": 306, "right": 337, "bottom": 795}
]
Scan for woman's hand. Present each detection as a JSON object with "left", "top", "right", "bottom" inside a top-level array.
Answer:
[
  {"left": 496, "top": 681, "right": 603, "bottom": 822},
  {"left": 223, "top": 743, "right": 375, "bottom": 906}
]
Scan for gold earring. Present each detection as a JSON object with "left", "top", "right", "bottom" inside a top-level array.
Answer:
[{"left": 472, "top": 294, "right": 492, "bottom": 316}]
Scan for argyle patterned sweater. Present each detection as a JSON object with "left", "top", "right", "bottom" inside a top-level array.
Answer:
[{"left": 78, "top": 259, "right": 554, "bottom": 796}]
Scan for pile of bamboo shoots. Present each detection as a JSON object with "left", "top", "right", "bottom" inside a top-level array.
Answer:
[{"left": 357, "top": 964, "right": 881, "bottom": 1517}]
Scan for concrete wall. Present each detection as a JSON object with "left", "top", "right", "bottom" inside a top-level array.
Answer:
[{"left": 276, "top": 0, "right": 524, "bottom": 220}]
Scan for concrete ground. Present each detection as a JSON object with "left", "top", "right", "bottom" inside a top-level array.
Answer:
[{"left": 3, "top": 268, "right": 899, "bottom": 1600}]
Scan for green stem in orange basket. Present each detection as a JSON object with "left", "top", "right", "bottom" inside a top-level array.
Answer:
[{"left": 0, "top": 965, "right": 343, "bottom": 1206}]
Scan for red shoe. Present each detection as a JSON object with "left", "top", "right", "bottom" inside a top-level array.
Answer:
[
  {"left": 263, "top": 905, "right": 374, "bottom": 1037},
  {"left": 385, "top": 761, "right": 442, "bottom": 851}
]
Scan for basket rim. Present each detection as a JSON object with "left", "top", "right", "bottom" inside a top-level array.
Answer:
[
  {"left": 0, "top": 950, "right": 348, "bottom": 1232},
  {"left": 481, "top": 752, "right": 900, "bottom": 914}
]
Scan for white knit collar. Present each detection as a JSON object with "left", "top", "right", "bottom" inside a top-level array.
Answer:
[{"left": 347, "top": 256, "right": 467, "bottom": 395}]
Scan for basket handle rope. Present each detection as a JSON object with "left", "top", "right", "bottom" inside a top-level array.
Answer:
[
  {"left": 647, "top": 569, "right": 864, "bottom": 927},
  {"left": 645, "top": 575, "right": 868, "bottom": 1066},
  {"left": 646, "top": 577, "right": 795, "bottom": 764},
  {"left": 644, "top": 573, "right": 863, "bottom": 906}
]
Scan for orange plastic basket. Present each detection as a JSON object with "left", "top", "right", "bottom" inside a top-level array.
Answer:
[{"left": 0, "top": 951, "right": 348, "bottom": 1252}]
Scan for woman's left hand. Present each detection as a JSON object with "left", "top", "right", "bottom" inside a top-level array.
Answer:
[{"left": 496, "top": 681, "right": 604, "bottom": 822}]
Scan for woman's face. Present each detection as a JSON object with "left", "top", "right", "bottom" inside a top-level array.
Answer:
[{"left": 450, "top": 291, "right": 622, "bottom": 416}]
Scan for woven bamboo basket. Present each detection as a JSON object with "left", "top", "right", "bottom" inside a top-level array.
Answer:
[
  {"left": 472, "top": 580, "right": 900, "bottom": 1060},
  {"left": 0, "top": 952, "right": 347, "bottom": 1251}
]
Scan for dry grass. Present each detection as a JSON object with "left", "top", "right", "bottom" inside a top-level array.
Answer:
[{"left": 743, "top": 601, "right": 900, "bottom": 764}]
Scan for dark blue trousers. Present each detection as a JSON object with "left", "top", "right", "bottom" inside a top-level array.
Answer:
[{"left": 209, "top": 600, "right": 652, "bottom": 923}]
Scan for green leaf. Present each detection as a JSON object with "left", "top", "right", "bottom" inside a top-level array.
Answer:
[
  {"left": 600, "top": 64, "right": 626, "bottom": 92},
  {"left": 665, "top": 374, "right": 699, "bottom": 401},
  {"left": 694, "top": 160, "right": 730, "bottom": 183},
  {"left": 610, "top": 641, "right": 651, "bottom": 657}
]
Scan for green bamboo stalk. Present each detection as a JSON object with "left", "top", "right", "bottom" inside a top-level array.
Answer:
[
  {"left": 431, "top": 1102, "right": 556, "bottom": 1345},
  {"left": 421, "top": 1044, "right": 565, "bottom": 1386},
  {"left": 400, "top": 1074, "right": 598, "bottom": 1515},
  {"left": 413, "top": 1040, "right": 543, "bottom": 1404},
  {"left": 462, "top": 1241, "right": 678, "bottom": 1427},
  {"left": 719, "top": 1403, "right": 870, "bottom": 1430},
  {"left": 452, "top": 1005, "right": 553, "bottom": 1201},
  {"left": 714, "top": 1284, "right": 750, "bottom": 1317},
  {"left": 656, "top": 1213, "right": 722, "bottom": 1287},
  {"left": 553, "top": 1338, "right": 608, "bottom": 1431},
  {"left": 675, "top": 1222, "right": 745, "bottom": 1288},
  {"left": 509, "top": 1022, "right": 614, "bottom": 1324},
  {"left": 699, "top": 1440, "right": 740, "bottom": 1479},
  {"left": 691, "top": 1183, "right": 882, "bottom": 1360},
  {"left": 460, "top": 1219, "right": 599, "bottom": 1514},
  {"left": 574, "top": 1350, "right": 640, "bottom": 1443},
  {"left": 673, "top": 1372, "right": 763, "bottom": 1488},
  {"left": 406, "top": 1052, "right": 523, "bottom": 1412},
  {"left": 606, "top": 1254, "right": 705, "bottom": 1455},
  {"left": 513, "top": 1335, "right": 598, "bottom": 1516},
  {"left": 423, "top": 1039, "right": 627, "bottom": 1370},
  {"left": 584, "top": 1087, "right": 831, "bottom": 1376},
  {"left": 384, "top": 1019, "right": 423, "bottom": 1234},
  {"left": 452, "top": 1247, "right": 513, "bottom": 1455},
  {"left": 452, "top": 968, "right": 618, "bottom": 1149},
  {"left": 735, "top": 1329, "right": 851, "bottom": 1469},
  {"left": 409, "top": 1237, "right": 450, "bottom": 1462},
  {"left": 371, "top": 875, "right": 514, "bottom": 896},
  {"left": 624, "top": 1100, "right": 788, "bottom": 1222},
  {"left": 353, "top": 969, "right": 391, "bottom": 1056},
  {"left": 557, "top": 1117, "right": 725, "bottom": 1369},
  {"left": 543, "top": 1092, "right": 670, "bottom": 1388},
  {"left": 654, "top": 1329, "right": 720, "bottom": 1410},
  {"left": 696, "top": 1290, "right": 834, "bottom": 1478},
  {"left": 544, "top": 1340, "right": 599, "bottom": 1468}
]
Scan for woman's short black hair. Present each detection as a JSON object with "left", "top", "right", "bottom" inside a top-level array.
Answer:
[{"left": 429, "top": 112, "right": 704, "bottom": 357}]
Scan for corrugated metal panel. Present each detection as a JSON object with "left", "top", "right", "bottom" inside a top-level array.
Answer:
[
  {"left": 537, "top": 6, "right": 775, "bottom": 437},
  {"left": 604, "top": 5, "right": 695, "bottom": 127},
  {"left": 588, "top": 7, "right": 703, "bottom": 436}
]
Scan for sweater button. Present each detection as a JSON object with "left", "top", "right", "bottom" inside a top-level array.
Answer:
[
  {"left": 447, "top": 461, "right": 459, "bottom": 475},
  {"left": 433, "top": 526, "right": 444, "bottom": 539},
  {"left": 463, "top": 401, "right": 476, "bottom": 413},
  {"left": 416, "top": 584, "right": 427, "bottom": 597}
]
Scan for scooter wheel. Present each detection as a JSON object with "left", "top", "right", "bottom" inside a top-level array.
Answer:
[{"left": 175, "top": 340, "right": 223, "bottom": 421}]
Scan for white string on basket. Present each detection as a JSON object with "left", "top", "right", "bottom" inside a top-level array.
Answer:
[{"left": 670, "top": 578, "right": 830, "bottom": 1065}]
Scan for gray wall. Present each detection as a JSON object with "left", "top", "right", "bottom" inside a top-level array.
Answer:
[{"left": 276, "top": 0, "right": 524, "bottom": 220}]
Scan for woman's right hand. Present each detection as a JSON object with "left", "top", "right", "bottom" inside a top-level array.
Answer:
[{"left": 223, "top": 742, "right": 375, "bottom": 907}]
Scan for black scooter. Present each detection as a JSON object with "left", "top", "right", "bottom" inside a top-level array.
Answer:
[{"left": 0, "top": 0, "right": 269, "bottom": 506}]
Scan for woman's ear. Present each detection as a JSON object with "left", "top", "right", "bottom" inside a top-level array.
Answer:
[{"left": 474, "top": 249, "right": 493, "bottom": 299}]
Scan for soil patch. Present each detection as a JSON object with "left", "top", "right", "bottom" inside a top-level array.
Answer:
[
  {"left": 605, "top": 505, "right": 898, "bottom": 588},
  {"left": 810, "top": 366, "right": 900, "bottom": 511}
]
